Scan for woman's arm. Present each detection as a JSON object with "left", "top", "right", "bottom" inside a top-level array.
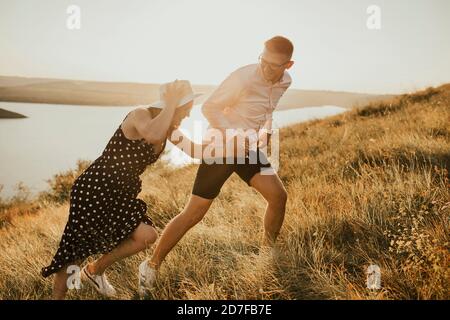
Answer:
[
  {"left": 130, "top": 81, "right": 184, "bottom": 144},
  {"left": 169, "top": 128, "right": 253, "bottom": 160}
]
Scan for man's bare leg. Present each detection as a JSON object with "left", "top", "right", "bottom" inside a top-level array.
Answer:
[
  {"left": 249, "top": 172, "right": 288, "bottom": 246},
  {"left": 149, "top": 195, "right": 213, "bottom": 269}
]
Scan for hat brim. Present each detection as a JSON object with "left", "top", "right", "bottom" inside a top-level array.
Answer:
[{"left": 148, "top": 93, "right": 203, "bottom": 109}]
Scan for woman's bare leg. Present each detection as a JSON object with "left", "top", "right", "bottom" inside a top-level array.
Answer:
[
  {"left": 52, "top": 259, "right": 83, "bottom": 300},
  {"left": 88, "top": 223, "right": 158, "bottom": 275}
]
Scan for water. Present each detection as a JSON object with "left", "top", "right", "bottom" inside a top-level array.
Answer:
[{"left": 0, "top": 102, "right": 346, "bottom": 198}]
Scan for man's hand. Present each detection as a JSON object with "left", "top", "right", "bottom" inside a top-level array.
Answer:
[
  {"left": 257, "top": 130, "right": 271, "bottom": 149},
  {"left": 244, "top": 138, "right": 250, "bottom": 158}
]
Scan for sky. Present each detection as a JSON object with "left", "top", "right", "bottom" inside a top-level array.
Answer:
[{"left": 0, "top": 0, "right": 449, "bottom": 94}]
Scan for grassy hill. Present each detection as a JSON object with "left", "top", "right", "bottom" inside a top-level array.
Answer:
[{"left": 0, "top": 85, "right": 448, "bottom": 300}]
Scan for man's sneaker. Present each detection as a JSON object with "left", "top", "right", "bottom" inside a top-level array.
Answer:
[
  {"left": 138, "top": 260, "right": 157, "bottom": 297},
  {"left": 81, "top": 265, "right": 117, "bottom": 298}
]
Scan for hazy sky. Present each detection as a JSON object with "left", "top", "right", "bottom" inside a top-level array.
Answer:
[{"left": 0, "top": 0, "right": 449, "bottom": 94}]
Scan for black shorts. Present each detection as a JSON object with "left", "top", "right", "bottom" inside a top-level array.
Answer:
[{"left": 192, "top": 150, "right": 273, "bottom": 199}]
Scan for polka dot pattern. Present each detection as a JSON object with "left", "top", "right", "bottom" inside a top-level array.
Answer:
[{"left": 41, "top": 121, "right": 166, "bottom": 278}]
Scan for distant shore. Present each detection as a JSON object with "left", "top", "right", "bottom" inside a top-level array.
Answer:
[
  {"left": 0, "top": 108, "right": 26, "bottom": 119},
  {"left": 0, "top": 75, "right": 393, "bottom": 111}
]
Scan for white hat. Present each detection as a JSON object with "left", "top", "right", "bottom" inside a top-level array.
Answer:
[{"left": 148, "top": 80, "right": 203, "bottom": 109}]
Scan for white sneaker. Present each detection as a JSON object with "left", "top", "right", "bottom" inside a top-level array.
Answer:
[
  {"left": 138, "top": 260, "right": 157, "bottom": 297},
  {"left": 81, "top": 265, "right": 117, "bottom": 298}
]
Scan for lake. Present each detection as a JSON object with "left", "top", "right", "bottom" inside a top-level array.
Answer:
[{"left": 0, "top": 102, "right": 346, "bottom": 198}]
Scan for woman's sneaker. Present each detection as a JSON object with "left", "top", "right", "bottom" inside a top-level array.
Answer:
[
  {"left": 138, "top": 260, "right": 157, "bottom": 297},
  {"left": 81, "top": 265, "right": 117, "bottom": 298}
]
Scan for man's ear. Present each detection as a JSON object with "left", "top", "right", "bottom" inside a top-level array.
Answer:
[{"left": 286, "top": 61, "right": 295, "bottom": 69}]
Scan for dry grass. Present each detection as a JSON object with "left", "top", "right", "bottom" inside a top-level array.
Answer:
[{"left": 0, "top": 84, "right": 448, "bottom": 300}]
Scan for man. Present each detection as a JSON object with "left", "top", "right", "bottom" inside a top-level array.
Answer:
[{"left": 138, "top": 36, "right": 294, "bottom": 295}]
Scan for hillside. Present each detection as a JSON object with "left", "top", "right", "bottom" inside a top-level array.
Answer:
[
  {"left": 0, "top": 84, "right": 448, "bottom": 300},
  {"left": 0, "top": 75, "right": 392, "bottom": 109}
]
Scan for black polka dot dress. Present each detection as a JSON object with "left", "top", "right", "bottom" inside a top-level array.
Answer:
[{"left": 41, "top": 113, "right": 166, "bottom": 278}]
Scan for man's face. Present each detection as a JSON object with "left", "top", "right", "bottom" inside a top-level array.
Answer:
[{"left": 260, "top": 48, "right": 293, "bottom": 83}]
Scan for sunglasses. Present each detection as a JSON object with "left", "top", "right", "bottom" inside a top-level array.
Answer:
[{"left": 258, "top": 55, "right": 290, "bottom": 69}]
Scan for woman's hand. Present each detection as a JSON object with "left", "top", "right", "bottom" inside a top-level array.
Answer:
[
  {"left": 131, "top": 80, "right": 186, "bottom": 145},
  {"left": 162, "top": 80, "right": 185, "bottom": 108}
]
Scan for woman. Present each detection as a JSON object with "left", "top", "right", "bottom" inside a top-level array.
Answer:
[{"left": 41, "top": 80, "right": 203, "bottom": 299}]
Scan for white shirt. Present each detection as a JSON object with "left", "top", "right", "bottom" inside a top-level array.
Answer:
[
  {"left": 200, "top": 63, "right": 292, "bottom": 158},
  {"left": 202, "top": 63, "right": 291, "bottom": 131}
]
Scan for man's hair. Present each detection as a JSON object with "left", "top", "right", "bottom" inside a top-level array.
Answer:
[{"left": 264, "top": 36, "right": 294, "bottom": 59}]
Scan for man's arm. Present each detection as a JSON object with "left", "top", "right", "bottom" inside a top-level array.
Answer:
[
  {"left": 258, "top": 118, "right": 273, "bottom": 149},
  {"left": 201, "top": 70, "right": 244, "bottom": 129},
  {"left": 258, "top": 76, "right": 292, "bottom": 147}
]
